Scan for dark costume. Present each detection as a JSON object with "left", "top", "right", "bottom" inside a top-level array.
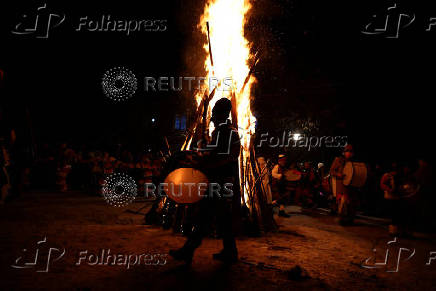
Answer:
[{"left": 170, "top": 98, "right": 241, "bottom": 264}]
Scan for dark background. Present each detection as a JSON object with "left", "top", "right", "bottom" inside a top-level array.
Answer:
[{"left": 0, "top": 0, "right": 435, "bottom": 163}]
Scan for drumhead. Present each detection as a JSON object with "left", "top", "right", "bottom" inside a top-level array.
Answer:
[
  {"left": 164, "top": 167, "right": 209, "bottom": 204},
  {"left": 343, "top": 162, "right": 367, "bottom": 187},
  {"left": 342, "top": 162, "right": 354, "bottom": 186},
  {"left": 284, "top": 169, "right": 302, "bottom": 181}
]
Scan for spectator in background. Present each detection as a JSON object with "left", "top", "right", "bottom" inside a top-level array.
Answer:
[
  {"left": 136, "top": 153, "right": 153, "bottom": 197},
  {"left": 0, "top": 108, "right": 14, "bottom": 204},
  {"left": 271, "top": 154, "right": 291, "bottom": 217},
  {"left": 119, "top": 150, "right": 135, "bottom": 173},
  {"left": 414, "top": 158, "right": 434, "bottom": 232},
  {"left": 299, "top": 161, "right": 316, "bottom": 207},
  {"left": 0, "top": 140, "right": 10, "bottom": 204},
  {"left": 56, "top": 157, "right": 71, "bottom": 192},
  {"left": 329, "top": 144, "right": 357, "bottom": 225},
  {"left": 380, "top": 163, "right": 403, "bottom": 236}
]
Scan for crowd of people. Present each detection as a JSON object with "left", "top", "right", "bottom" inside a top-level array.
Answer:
[
  {"left": 264, "top": 145, "right": 434, "bottom": 235},
  {"left": 37, "top": 143, "right": 167, "bottom": 195},
  {"left": 1, "top": 140, "right": 166, "bottom": 203},
  {"left": 1, "top": 123, "right": 434, "bottom": 237}
]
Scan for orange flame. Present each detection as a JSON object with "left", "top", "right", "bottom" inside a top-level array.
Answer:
[{"left": 190, "top": 0, "right": 256, "bottom": 205}]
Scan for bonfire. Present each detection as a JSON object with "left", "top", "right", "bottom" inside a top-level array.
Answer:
[{"left": 182, "top": 0, "right": 275, "bottom": 231}]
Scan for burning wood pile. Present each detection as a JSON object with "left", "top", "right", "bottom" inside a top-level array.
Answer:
[{"left": 181, "top": 0, "right": 276, "bottom": 232}]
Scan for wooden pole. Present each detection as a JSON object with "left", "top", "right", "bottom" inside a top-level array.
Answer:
[
  {"left": 206, "top": 22, "right": 214, "bottom": 68},
  {"left": 240, "top": 50, "right": 260, "bottom": 94}
]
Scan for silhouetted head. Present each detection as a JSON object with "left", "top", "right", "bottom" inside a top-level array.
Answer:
[{"left": 211, "top": 98, "right": 232, "bottom": 125}]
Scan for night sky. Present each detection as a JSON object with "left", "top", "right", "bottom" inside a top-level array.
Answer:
[{"left": 1, "top": 0, "right": 435, "bottom": 163}]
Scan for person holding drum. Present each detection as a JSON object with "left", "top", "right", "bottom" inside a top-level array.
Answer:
[
  {"left": 381, "top": 163, "right": 421, "bottom": 235},
  {"left": 169, "top": 98, "right": 241, "bottom": 265},
  {"left": 329, "top": 144, "right": 358, "bottom": 225}
]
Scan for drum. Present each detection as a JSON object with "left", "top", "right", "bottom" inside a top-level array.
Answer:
[
  {"left": 398, "top": 182, "right": 420, "bottom": 198},
  {"left": 164, "top": 168, "right": 209, "bottom": 204},
  {"left": 161, "top": 151, "right": 209, "bottom": 204},
  {"left": 284, "top": 169, "right": 302, "bottom": 182},
  {"left": 342, "top": 162, "right": 367, "bottom": 187}
]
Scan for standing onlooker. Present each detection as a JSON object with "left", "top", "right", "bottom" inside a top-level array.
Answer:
[
  {"left": 299, "top": 162, "right": 316, "bottom": 207},
  {"left": 329, "top": 144, "right": 358, "bottom": 225},
  {"left": 136, "top": 154, "right": 153, "bottom": 197},
  {"left": 380, "top": 163, "right": 403, "bottom": 236},
  {"left": 414, "top": 158, "right": 434, "bottom": 231},
  {"left": 0, "top": 108, "right": 14, "bottom": 204},
  {"left": 271, "top": 154, "right": 291, "bottom": 217}
]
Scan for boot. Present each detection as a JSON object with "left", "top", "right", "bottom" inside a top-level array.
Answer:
[
  {"left": 212, "top": 249, "right": 238, "bottom": 264},
  {"left": 278, "top": 210, "right": 291, "bottom": 217},
  {"left": 169, "top": 247, "right": 194, "bottom": 265}
]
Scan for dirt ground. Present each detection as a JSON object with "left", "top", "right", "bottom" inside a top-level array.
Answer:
[{"left": 1, "top": 191, "right": 435, "bottom": 290}]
